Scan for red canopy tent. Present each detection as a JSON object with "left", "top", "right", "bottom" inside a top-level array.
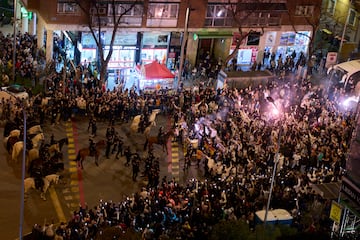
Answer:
[{"left": 136, "top": 61, "right": 175, "bottom": 90}]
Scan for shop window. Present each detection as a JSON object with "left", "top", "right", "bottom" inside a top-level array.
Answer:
[
  {"left": 295, "top": 5, "right": 314, "bottom": 16},
  {"left": 205, "top": 4, "right": 234, "bottom": 27},
  {"left": 148, "top": 3, "right": 179, "bottom": 19},
  {"left": 327, "top": 0, "right": 336, "bottom": 15},
  {"left": 57, "top": 3, "right": 80, "bottom": 14},
  {"left": 348, "top": 9, "right": 357, "bottom": 26}
]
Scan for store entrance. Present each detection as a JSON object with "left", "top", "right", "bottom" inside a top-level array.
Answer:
[{"left": 197, "top": 39, "right": 212, "bottom": 64}]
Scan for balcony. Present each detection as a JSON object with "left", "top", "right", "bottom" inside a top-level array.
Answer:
[{"left": 91, "top": 16, "right": 142, "bottom": 27}]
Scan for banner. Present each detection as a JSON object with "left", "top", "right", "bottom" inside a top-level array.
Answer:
[
  {"left": 325, "top": 52, "right": 338, "bottom": 69},
  {"left": 329, "top": 201, "right": 342, "bottom": 224}
]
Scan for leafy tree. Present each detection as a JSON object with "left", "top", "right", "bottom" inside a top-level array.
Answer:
[
  {"left": 74, "top": 0, "right": 139, "bottom": 87},
  {"left": 286, "top": 0, "right": 322, "bottom": 75}
]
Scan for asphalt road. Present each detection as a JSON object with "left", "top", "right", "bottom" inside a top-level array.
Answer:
[{"left": 0, "top": 112, "right": 203, "bottom": 239}]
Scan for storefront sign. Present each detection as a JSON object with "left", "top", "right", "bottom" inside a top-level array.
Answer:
[
  {"left": 329, "top": 201, "right": 342, "bottom": 224},
  {"left": 295, "top": 31, "right": 310, "bottom": 45},
  {"left": 265, "top": 32, "right": 276, "bottom": 46},
  {"left": 341, "top": 177, "right": 360, "bottom": 206},
  {"left": 104, "top": 32, "right": 138, "bottom": 46},
  {"left": 325, "top": 52, "right": 338, "bottom": 68},
  {"left": 280, "top": 32, "right": 296, "bottom": 45},
  {"left": 142, "top": 33, "right": 169, "bottom": 46},
  {"left": 230, "top": 47, "right": 258, "bottom": 65},
  {"left": 82, "top": 32, "right": 104, "bottom": 48},
  {"left": 232, "top": 32, "right": 246, "bottom": 46}
]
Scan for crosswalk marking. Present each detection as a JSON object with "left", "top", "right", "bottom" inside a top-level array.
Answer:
[
  {"left": 170, "top": 140, "right": 180, "bottom": 182},
  {"left": 61, "top": 120, "right": 82, "bottom": 214},
  {"left": 49, "top": 188, "right": 66, "bottom": 223},
  {"left": 68, "top": 149, "right": 76, "bottom": 154}
]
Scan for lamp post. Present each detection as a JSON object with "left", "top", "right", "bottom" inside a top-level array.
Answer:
[
  {"left": 19, "top": 102, "right": 27, "bottom": 239},
  {"left": 264, "top": 97, "right": 283, "bottom": 224},
  {"left": 339, "top": 8, "right": 350, "bottom": 58},
  {"left": 177, "top": 6, "right": 190, "bottom": 89},
  {"left": 12, "top": 0, "right": 17, "bottom": 83}
]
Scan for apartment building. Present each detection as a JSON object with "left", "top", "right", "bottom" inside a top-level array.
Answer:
[
  {"left": 319, "top": 0, "right": 360, "bottom": 61},
  {"left": 19, "top": 0, "right": 323, "bottom": 76}
]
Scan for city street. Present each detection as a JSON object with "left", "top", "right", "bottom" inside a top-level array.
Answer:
[{"left": 0, "top": 113, "right": 203, "bottom": 239}]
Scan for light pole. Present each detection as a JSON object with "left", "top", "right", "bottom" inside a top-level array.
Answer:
[
  {"left": 177, "top": 6, "right": 191, "bottom": 89},
  {"left": 12, "top": 0, "right": 18, "bottom": 83},
  {"left": 339, "top": 8, "right": 351, "bottom": 58},
  {"left": 264, "top": 97, "right": 283, "bottom": 224},
  {"left": 19, "top": 102, "right": 27, "bottom": 239}
]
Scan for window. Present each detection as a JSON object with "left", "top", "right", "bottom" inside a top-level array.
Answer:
[
  {"left": 234, "top": 11, "right": 281, "bottom": 27},
  {"left": 148, "top": 3, "right": 179, "bottom": 19},
  {"left": 205, "top": 4, "right": 234, "bottom": 27},
  {"left": 108, "top": 4, "right": 143, "bottom": 17},
  {"left": 295, "top": 5, "right": 314, "bottom": 16},
  {"left": 327, "top": 0, "right": 336, "bottom": 15},
  {"left": 90, "top": 4, "right": 107, "bottom": 15},
  {"left": 57, "top": 3, "right": 80, "bottom": 14},
  {"left": 348, "top": 9, "right": 357, "bottom": 26}
]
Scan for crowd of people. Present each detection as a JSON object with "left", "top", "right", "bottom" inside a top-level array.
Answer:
[
  {"left": 1, "top": 31, "right": 358, "bottom": 239},
  {"left": 0, "top": 30, "right": 46, "bottom": 85},
  {"left": 25, "top": 69, "right": 357, "bottom": 240}
]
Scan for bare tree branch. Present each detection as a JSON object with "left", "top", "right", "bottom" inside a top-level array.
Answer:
[{"left": 74, "top": 0, "right": 139, "bottom": 85}]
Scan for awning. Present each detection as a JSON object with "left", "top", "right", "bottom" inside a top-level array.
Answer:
[
  {"left": 321, "top": 28, "right": 332, "bottom": 34},
  {"left": 196, "top": 31, "right": 233, "bottom": 39}
]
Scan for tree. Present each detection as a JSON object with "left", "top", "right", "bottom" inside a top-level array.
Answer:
[
  {"left": 74, "top": 0, "right": 139, "bottom": 87},
  {"left": 222, "top": 0, "right": 274, "bottom": 70},
  {"left": 286, "top": 1, "right": 322, "bottom": 76}
]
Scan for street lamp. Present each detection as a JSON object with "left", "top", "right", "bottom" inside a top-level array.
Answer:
[
  {"left": 19, "top": 101, "right": 27, "bottom": 239},
  {"left": 339, "top": 8, "right": 351, "bottom": 57},
  {"left": 12, "top": 0, "right": 18, "bottom": 83},
  {"left": 178, "top": 6, "right": 191, "bottom": 89},
  {"left": 264, "top": 96, "right": 283, "bottom": 224}
]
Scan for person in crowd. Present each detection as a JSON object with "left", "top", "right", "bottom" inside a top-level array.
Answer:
[
  {"left": 124, "top": 146, "right": 132, "bottom": 166},
  {"left": 89, "top": 138, "right": 96, "bottom": 156},
  {"left": 132, "top": 153, "right": 140, "bottom": 182},
  {"left": 105, "top": 126, "right": 114, "bottom": 159}
]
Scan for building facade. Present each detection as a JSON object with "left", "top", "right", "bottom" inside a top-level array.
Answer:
[
  {"left": 19, "top": 0, "right": 325, "bottom": 78},
  {"left": 319, "top": 0, "right": 360, "bottom": 61}
]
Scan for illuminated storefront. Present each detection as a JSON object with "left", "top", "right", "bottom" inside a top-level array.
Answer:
[
  {"left": 229, "top": 30, "right": 311, "bottom": 67},
  {"left": 230, "top": 32, "right": 259, "bottom": 66},
  {"left": 80, "top": 32, "right": 100, "bottom": 68},
  {"left": 141, "top": 32, "right": 170, "bottom": 65},
  {"left": 104, "top": 32, "right": 138, "bottom": 70},
  {"left": 276, "top": 31, "right": 310, "bottom": 60}
]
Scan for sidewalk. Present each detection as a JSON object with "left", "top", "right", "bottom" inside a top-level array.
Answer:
[{"left": 180, "top": 68, "right": 328, "bottom": 91}]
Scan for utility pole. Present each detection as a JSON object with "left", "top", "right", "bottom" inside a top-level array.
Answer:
[
  {"left": 339, "top": 8, "right": 350, "bottom": 58},
  {"left": 178, "top": 6, "right": 190, "bottom": 89},
  {"left": 12, "top": 0, "right": 17, "bottom": 83}
]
